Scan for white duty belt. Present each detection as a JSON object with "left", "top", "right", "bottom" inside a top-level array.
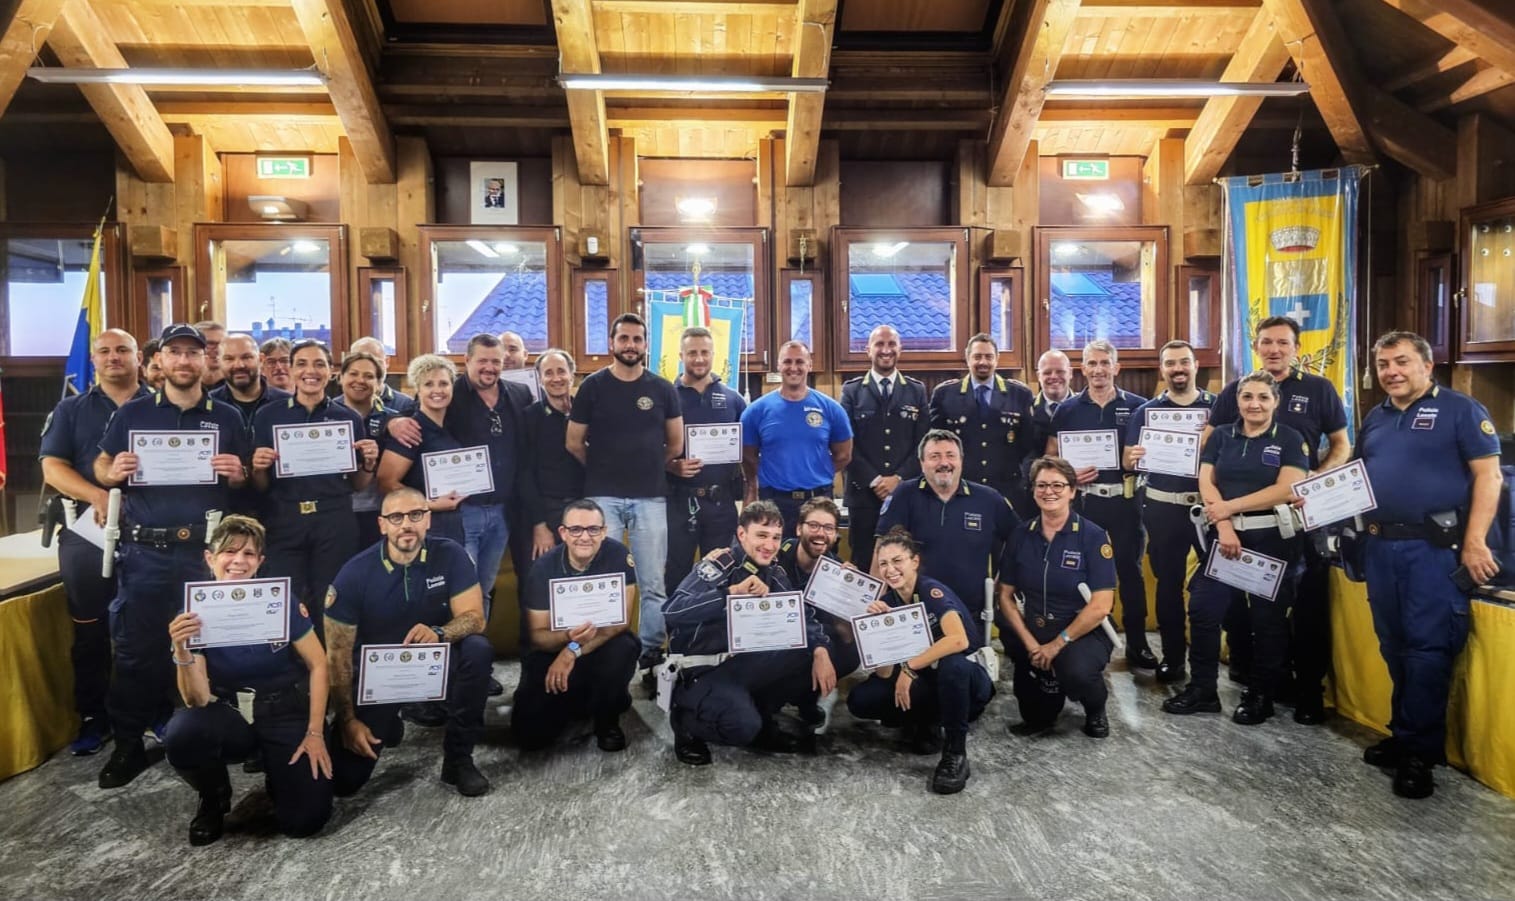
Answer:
[
  {"left": 1229, "top": 504, "right": 1301, "bottom": 540},
  {"left": 1078, "top": 483, "right": 1124, "bottom": 498},
  {"left": 1145, "top": 486, "right": 1200, "bottom": 506}
]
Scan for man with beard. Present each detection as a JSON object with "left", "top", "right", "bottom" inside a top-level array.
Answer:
[
  {"left": 141, "top": 339, "right": 165, "bottom": 392},
  {"left": 499, "top": 330, "right": 530, "bottom": 373},
  {"left": 843, "top": 325, "right": 928, "bottom": 571},
  {"left": 929, "top": 333, "right": 1036, "bottom": 516},
  {"left": 211, "top": 334, "right": 289, "bottom": 427},
  {"left": 567, "top": 313, "right": 684, "bottom": 673},
  {"left": 1046, "top": 339, "right": 1155, "bottom": 669},
  {"left": 93, "top": 324, "right": 250, "bottom": 788},
  {"left": 39, "top": 328, "right": 152, "bottom": 755},
  {"left": 325, "top": 487, "right": 493, "bottom": 797},
  {"left": 875, "top": 429, "right": 1019, "bottom": 624},
  {"left": 666, "top": 327, "right": 747, "bottom": 593},
  {"left": 775, "top": 497, "right": 858, "bottom": 728},
  {"left": 1123, "top": 340, "right": 1215, "bottom": 684},
  {"left": 348, "top": 336, "right": 414, "bottom": 413},
  {"left": 194, "top": 320, "right": 226, "bottom": 389}
]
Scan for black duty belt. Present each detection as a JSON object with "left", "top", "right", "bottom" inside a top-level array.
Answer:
[
  {"left": 276, "top": 498, "right": 351, "bottom": 516},
  {"left": 761, "top": 486, "right": 831, "bottom": 501},
  {"left": 126, "top": 524, "right": 207, "bottom": 545},
  {"left": 1365, "top": 520, "right": 1427, "bottom": 541},
  {"left": 675, "top": 483, "right": 727, "bottom": 498}
]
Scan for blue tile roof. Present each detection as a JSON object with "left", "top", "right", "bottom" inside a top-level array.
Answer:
[
  {"left": 446, "top": 272, "right": 550, "bottom": 354},
  {"left": 847, "top": 271, "right": 952, "bottom": 352},
  {"left": 1048, "top": 268, "right": 1144, "bottom": 349}
]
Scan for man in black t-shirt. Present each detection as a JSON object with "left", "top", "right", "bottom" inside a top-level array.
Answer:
[{"left": 567, "top": 312, "right": 684, "bottom": 670}]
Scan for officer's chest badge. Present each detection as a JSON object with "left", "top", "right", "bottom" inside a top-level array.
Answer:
[
  {"left": 636, "top": 396, "right": 653, "bottom": 411},
  {"left": 806, "top": 410, "right": 824, "bottom": 427}
]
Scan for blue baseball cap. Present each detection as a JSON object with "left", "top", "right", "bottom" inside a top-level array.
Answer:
[{"left": 159, "top": 323, "right": 206, "bottom": 347}]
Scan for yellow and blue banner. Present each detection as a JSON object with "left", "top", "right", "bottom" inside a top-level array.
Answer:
[
  {"left": 61, "top": 225, "right": 106, "bottom": 397},
  {"left": 1222, "top": 167, "right": 1364, "bottom": 437},
  {"left": 646, "top": 278, "right": 746, "bottom": 386}
]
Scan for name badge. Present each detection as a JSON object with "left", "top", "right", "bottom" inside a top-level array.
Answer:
[
  {"left": 1061, "top": 549, "right": 1082, "bottom": 570},
  {"left": 1115, "top": 409, "right": 1131, "bottom": 425},
  {"left": 1261, "top": 445, "right": 1282, "bottom": 467},
  {"left": 1288, "top": 396, "right": 1309, "bottom": 415},
  {"left": 425, "top": 575, "right": 446, "bottom": 591},
  {"left": 711, "top": 392, "right": 728, "bottom": 409},
  {"left": 964, "top": 512, "right": 983, "bottom": 531},
  {"left": 1411, "top": 413, "right": 1436, "bottom": 431}
]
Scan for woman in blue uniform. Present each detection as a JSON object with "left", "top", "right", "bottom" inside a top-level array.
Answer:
[
  {"left": 335, "top": 350, "right": 398, "bottom": 550},
  {"left": 995, "top": 456, "right": 1117, "bottom": 739},
  {"left": 376, "top": 354, "right": 467, "bottom": 545},
  {"left": 163, "top": 515, "right": 332, "bottom": 846},
  {"left": 847, "top": 528, "right": 993, "bottom": 795},
  {"left": 1162, "top": 371, "right": 1310, "bottom": 724}
]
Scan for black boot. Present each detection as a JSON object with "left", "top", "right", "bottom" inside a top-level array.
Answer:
[
  {"left": 674, "top": 726, "right": 711, "bottom": 766},
  {"left": 178, "top": 766, "right": 232, "bottom": 846},
  {"left": 906, "top": 722, "right": 943, "bottom": 755},
  {"left": 98, "top": 737, "right": 150, "bottom": 789},
  {"left": 1232, "top": 690, "right": 1274, "bottom": 725},
  {"left": 1162, "top": 683, "right": 1222, "bottom": 715},
  {"left": 440, "top": 755, "right": 490, "bottom": 797},
  {"left": 930, "top": 730, "right": 970, "bottom": 795}
]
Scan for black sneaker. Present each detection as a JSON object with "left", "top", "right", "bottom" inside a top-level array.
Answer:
[
  {"left": 931, "top": 734, "right": 970, "bottom": 795},
  {"left": 1363, "top": 736, "right": 1403, "bottom": 768},
  {"left": 1161, "top": 684, "right": 1222, "bottom": 716},
  {"left": 595, "top": 721, "right": 628, "bottom": 753},
  {"left": 1127, "top": 645, "right": 1159, "bottom": 670},
  {"left": 1232, "top": 690, "right": 1274, "bottom": 725},
  {"left": 1082, "top": 710, "right": 1109, "bottom": 738},
  {"left": 69, "top": 716, "right": 112, "bottom": 756},
  {"left": 674, "top": 730, "right": 711, "bottom": 766},
  {"left": 440, "top": 756, "right": 490, "bottom": 797},
  {"left": 487, "top": 676, "right": 506, "bottom": 697},
  {"left": 1392, "top": 755, "right": 1435, "bottom": 799},
  {"left": 1155, "top": 660, "right": 1187, "bottom": 684},
  {"left": 98, "top": 738, "right": 149, "bottom": 789},
  {"left": 1292, "top": 693, "right": 1327, "bottom": 725}
]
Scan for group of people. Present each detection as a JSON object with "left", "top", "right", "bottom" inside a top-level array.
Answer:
[{"left": 36, "top": 309, "right": 1502, "bottom": 846}]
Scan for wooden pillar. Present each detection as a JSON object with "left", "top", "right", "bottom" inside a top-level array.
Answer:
[{"left": 395, "top": 135, "right": 433, "bottom": 361}]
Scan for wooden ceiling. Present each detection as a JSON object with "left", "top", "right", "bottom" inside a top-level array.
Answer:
[{"left": 0, "top": 0, "right": 1511, "bottom": 187}]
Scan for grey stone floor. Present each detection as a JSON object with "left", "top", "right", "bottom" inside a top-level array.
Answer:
[{"left": 4, "top": 640, "right": 1515, "bottom": 901}]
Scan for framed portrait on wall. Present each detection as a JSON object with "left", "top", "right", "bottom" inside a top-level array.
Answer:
[{"left": 469, "top": 161, "right": 519, "bottom": 224}]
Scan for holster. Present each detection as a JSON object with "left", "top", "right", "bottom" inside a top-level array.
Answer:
[{"left": 1425, "top": 509, "right": 1462, "bottom": 549}]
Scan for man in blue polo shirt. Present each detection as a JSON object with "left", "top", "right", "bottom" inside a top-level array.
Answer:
[
  {"left": 666, "top": 326, "right": 747, "bottom": 592},
  {"left": 1205, "top": 315, "right": 1350, "bottom": 721},
  {"left": 1357, "top": 331, "right": 1502, "bottom": 799},
  {"left": 512, "top": 499, "right": 641, "bottom": 752},
  {"left": 39, "top": 328, "right": 151, "bottom": 755},
  {"left": 93, "top": 323, "right": 250, "bottom": 789},
  {"left": 325, "top": 487, "right": 493, "bottom": 797},
  {"left": 876, "top": 429, "right": 1019, "bottom": 622},
  {"left": 1045, "top": 339, "right": 1154, "bottom": 668},
  {"left": 741, "top": 340, "right": 852, "bottom": 530}
]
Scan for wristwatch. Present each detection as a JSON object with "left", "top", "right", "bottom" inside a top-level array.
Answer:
[
  {"left": 567, "top": 641, "right": 583, "bottom": 659},
  {"left": 431, "top": 626, "right": 446, "bottom": 642},
  {"left": 900, "top": 663, "right": 918, "bottom": 680}
]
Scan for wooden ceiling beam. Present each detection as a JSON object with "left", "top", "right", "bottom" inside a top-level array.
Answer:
[
  {"left": 783, "top": 0, "right": 837, "bottom": 187},
  {"left": 1184, "top": 9, "right": 1291, "bottom": 184},
  {"left": 1361, "top": 86, "right": 1455, "bottom": 179},
  {"left": 1259, "top": 0, "right": 1375, "bottom": 166},
  {"left": 986, "top": 0, "right": 1081, "bottom": 186},
  {"left": 0, "top": 0, "right": 67, "bottom": 120},
  {"left": 1421, "top": 65, "right": 1515, "bottom": 113},
  {"left": 1375, "top": 0, "right": 1515, "bottom": 77},
  {"left": 290, "top": 0, "right": 395, "bottom": 183},
  {"left": 595, "top": 1, "right": 796, "bottom": 12},
  {"left": 1079, "top": 0, "right": 1261, "bottom": 17},
  {"left": 1382, "top": 46, "right": 1478, "bottom": 93},
  {"left": 157, "top": 100, "right": 341, "bottom": 121},
  {"left": 550, "top": 0, "right": 608, "bottom": 185},
  {"left": 47, "top": 0, "right": 175, "bottom": 182},
  {"left": 387, "top": 106, "right": 571, "bottom": 128},
  {"left": 1038, "top": 105, "right": 1200, "bottom": 127}
]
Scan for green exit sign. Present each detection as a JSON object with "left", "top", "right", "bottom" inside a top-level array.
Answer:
[
  {"left": 1062, "top": 159, "right": 1110, "bottom": 180},
  {"left": 256, "top": 156, "right": 311, "bottom": 179}
]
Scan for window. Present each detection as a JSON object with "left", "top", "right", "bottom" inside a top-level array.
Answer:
[
  {"left": 977, "top": 268, "right": 1026, "bottom": 370},
  {"left": 0, "top": 224, "right": 124, "bottom": 359},
  {"left": 357, "top": 268, "right": 407, "bottom": 365},
  {"left": 1417, "top": 253, "right": 1453, "bottom": 364},
  {"left": 572, "top": 268, "right": 621, "bottom": 369},
  {"left": 194, "top": 224, "right": 349, "bottom": 351},
  {"left": 833, "top": 228, "right": 969, "bottom": 368},
  {"left": 1458, "top": 197, "right": 1515, "bottom": 361},
  {"left": 778, "top": 269, "right": 826, "bottom": 370},
  {"left": 631, "top": 227, "right": 769, "bottom": 377},
  {"left": 133, "top": 267, "right": 184, "bottom": 340},
  {"left": 1176, "top": 265, "right": 1221, "bottom": 368},
  {"left": 419, "top": 226, "right": 563, "bottom": 357},
  {"left": 1035, "top": 226, "right": 1169, "bottom": 365}
]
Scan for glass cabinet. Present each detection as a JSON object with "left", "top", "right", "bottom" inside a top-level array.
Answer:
[{"left": 1459, "top": 197, "right": 1515, "bottom": 361}]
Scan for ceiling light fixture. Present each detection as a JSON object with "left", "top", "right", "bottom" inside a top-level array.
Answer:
[
  {"left": 686, "top": 244, "right": 711, "bottom": 255},
  {"left": 558, "top": 74, "right": 827, "bottom": 93},
  {"left": 247, "top": 195, "right": 308, "bottom": 222},
  {"left": 291, "top": 240, "right": 322, "bottom": 254},
  {"left": 493, "top": 243, "right": 518, "bottom": 255},
  {"left": 676, "top": 196, "right": 718, "bottom": 221},
  {"left": 871, "top": 242, "right": 909, "bottom": 258},
  {"left": 1045, "top": 79, "right": 1309, "bottom": 99},
  {"left": 466, "top": 240, "right": 499, "bottom": 259},
  {"left": 1077, "top": 193, "right": 1126, "bottom": 214},
  {"left": 27, "top": 66, "right": 326, "bottom": 87}
]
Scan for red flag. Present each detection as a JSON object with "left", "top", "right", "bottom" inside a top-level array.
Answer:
[{"left": 0, "top": 374, "right": 8, "bottom": 489}]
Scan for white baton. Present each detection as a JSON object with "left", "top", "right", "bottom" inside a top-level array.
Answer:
[
  {"left": 101, "top": 488, "right": 122, "bottom": 578},
  {"left": 1077, "top": 582, "right": 1124, "bottom": 650}
]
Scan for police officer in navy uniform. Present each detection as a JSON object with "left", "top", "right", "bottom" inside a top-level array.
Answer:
[
  {"left": 663, "top": 500, "right": 838, "bottom": 766},
  {"left": 849, "top": 528, "right": 992, "bottom": 795},
  {"left": 876, "top": 430, "right": 1019, "bottom": 624},
  {"left": 349, "top": 336, "right": 416, "bottom": 415},
  {"left": 1205, "top": 315, "right": 1349, "bottom": 721},
  {"left": 324, "top": 487, "right": 494, "bottom": 797},
  {"left": 333, "top": 350, "right": 396, "bottom": 550},
  {"left": 164, "top": 516, "right": 332, "bottom": 845},
  {"left": 929, "top": 333, "right": 1036, "bottom": 516},
  {"left": 1045, "top": 339, "right": 1156, "bottom": 669},
  {"left": 38, "top": 328, "right": 151, "bottom": 756},
  {"left": 525, "top": 348, "right": 585, "bottom": 536},
  {"left": 1124, "top": 340, "right": 1215, "bottom": 683},
  {"left": 1028, "top": 350, "right": 1074, "bottom": 452},
  {"left": 251, "top": 340, "right": 379, "bottom": 638},
  {"left": 996, "top": 457, "right": 1117, "bottom": 739},
  {"left": 666, "top": 326, "right": 747, "bottom": 592},
  {"left": 512, "top": 499, "right": 641, "bottom": 752},
  {"left": 1356, "top": 331, "right": 1503, "bottom": 799},
  {"left": 1163, "top": 371, "right": 1309, "bottom": 725},
  {"left": 93, "top": 323, "right": 251, "bottom": 788},
  {"left": 776, "top": 497, "right": 858, "bottom": 678},
  {"left": 842, "top": 325, "right": 928, "bottom": 571}
]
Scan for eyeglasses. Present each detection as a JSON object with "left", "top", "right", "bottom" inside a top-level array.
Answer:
[
  {"left": 488, "top": 410, "right": 503, "bottom": 436},
  {"left": 381, "top": 509, "right": 429, "bottom": 525},
  {"left": 562, "top": 525, "right": 605, "bottom": 538},
  {"left": 801, "top": 521, "right": 838, "bottom": 535},
  {"left": 265, "top": 356, "right": 291, "bottom": 367},
  {"left": 1034, "top": 482, "right": 1071, "bottom": 493}
]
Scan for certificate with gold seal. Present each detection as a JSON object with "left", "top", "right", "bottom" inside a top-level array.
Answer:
[
  {"left": 1293, "top": 460, "right": 1377, "bottom": 531},
  {"left": 547, "top": 573, "right": 628, "bottom": 631},
  {"left": 853, "top": 603, "right": 932, "bottom": 669},
  {"left": 183, "top": 577, "right": 290, "bottom": 649},
  {"left": 357, "top": 643, "right": 451, "bottom": 705},
  {"left": 420, "top": 445, "right": 494, "bottom": 499},
  {"left": 273, "top": 421, "right": 356, "bottom": 478},
  {"left": 129, "top": 429, "right": 218, "bottom": 486},
  {"left": 726, "top": 592, "right": 808, "bottom": 654}
]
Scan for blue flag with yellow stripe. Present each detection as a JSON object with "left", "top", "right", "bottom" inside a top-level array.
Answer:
[{"left": 61, "top": 226, "right": 105, "bottom": 397}]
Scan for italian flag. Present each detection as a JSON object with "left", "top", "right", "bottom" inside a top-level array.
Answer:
[{"left": 680, "top": 286, "right": 712, "bottom": 328}]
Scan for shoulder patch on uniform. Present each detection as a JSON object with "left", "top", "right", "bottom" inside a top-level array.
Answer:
[
  {"left": 1302, "top": 443, "right": 1309, "bottom": 455},
  {"left": 324, "top": 586, "right": 337, "bottom": 609},
  {"left": 299, "top": 603, "right": 310, "bottom": 619},
  {"left": 1100, "top": 543, "right": 1113, "bottom": 559},
  {"left": 929, "top": 587, "right": 943, "bottom": 599},
  {"left": 1482, "top": 419, "right": 1496, "bottom": 435},
  {"left": 40, "top": 411, "right": 54, "bottom": 438},
  {"left": 627, "top": 554, "right": 636, "bottom": 568}
]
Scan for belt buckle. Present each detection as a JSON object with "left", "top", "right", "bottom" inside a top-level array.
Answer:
[
  {"left": 1368, "top": 523, "right": 1380, "bottom": 536},
  {"left": 299, "top": 500, "right": 318, "bottom": 515},
  {"left": 792, "top": 490, "right": 807, "bottom": 499},
  {"left": 1034, "top": 615, "right": 1046, "bottom": 628},
  {"left": 175, "top": 527, "right": 191, "bottom": 541}
]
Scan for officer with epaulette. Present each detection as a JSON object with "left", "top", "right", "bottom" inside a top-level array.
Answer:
[
  {"left": 929, "top": 332, "right": 1036, "bottom": 516},
  {"left": 1027, "top": 350, "right": 1073, "bottom": 471},
  {"left": 38, "top": 328, "right": 151, "bottom": 756},
  {"left": 93, "top": 323, "right": 250, "bottom": 789},
  {"left": 333, "top": 350, "right": 396, "bottom": 550},
  {"left": 841, "top": 325, "right": 928, "bottom": 571},
  {"left": 1045, "top": 339, "right": 1155, "bottom": 669},
  {"left": 875, "top": 430, "right": 1018, "bottom": 624},
  {"left": 666, "top": 326, "right": 747, "bottom": 592},
  {"left": 324, "top": 487, "right": 494, "bottom": 798},
  {"left": 1356, "top": 331, "right": 1503, "bottom": 799},
  {"left": 1124, "top": 340, "right": 1215, "bottom": 683},
  {"left": 251, "top": 340, "right": 378, "bottom": 638},
  {"left": 663, "top": 500, "right": 837, "bottom": 766}
]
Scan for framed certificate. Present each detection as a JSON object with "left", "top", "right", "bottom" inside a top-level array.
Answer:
[
  {"left": 801, "top": 556, "right": 882, "bottom": 620},
  {"left": 128, "top": 429, "right": 219, "bottom": 486},
  {"left": 501, "top": 368, "right": 541, "bottom": 402},
  {"left": 1135, "top": 427, "right": 1200, "bottom": 478},
  {"left": 1203, "top": 545, "right": 1286, "bottom": 602},
  {"left": 183, "top": 577, "right": 291, "bottom": 649},
  {"left": 357, "top": 642, "right": 451, "bottom": 705},
  {"left": 547, "top": 573, "right": 628, "bottom": 630},
  {"left": 273, "top": 421, "right": 356, "bottom": 478},
  {"left": 726, "top": 592, "right": 808, "bottom": 654},
  {"left": 1145, "top": 407, "right": 1209, "bottom": 434},
  {"left": 852, "top": 603, "right": 933, "bottom": 669},
  {"left": 420, "top": 445, "right": 494, "bottom": 499},
  {"left": 1293, "top": 460, "right": 1378, "bottom": 531},
  {"left": 1057, "top": 429, "right": 1120, "bottom": 470},
  {"left": 685, "top": 423, "right": 742, "bottom": 465}
]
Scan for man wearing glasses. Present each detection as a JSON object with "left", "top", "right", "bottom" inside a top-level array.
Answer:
[
  {"left": 260, "top": 337, "right": 295, "bottom": 393},
  {"left": 511, "top": 499, "right": 641, "bottom": 752},
  {"left": 325, "top": 487, "right": 493, "bottom": 797},
  {"left": 777, "top": 497, "right": 858, "bottom": 727}
]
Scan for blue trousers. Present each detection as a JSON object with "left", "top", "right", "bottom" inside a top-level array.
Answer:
[
  {"left": 664, "top": 489, "right": 738, "bottom": 598},
  {"left": 1362, "top": 537, "right": 1470, "bottom": 761},
  {"left": 511, "top": 632, "right": 639, "bottom": 749},
  {"left": 262, "top": 504, "right": 357, "bottom": 640},
  {"left": 109, "top": 542, "right": 210, "bottom": 742},
  {"left": 59, "top": 530, "right": 114, "bottom": 722},
  {"left": 1141, "top": 495, "right": 1203, "bottom": 662},
  {"left": 847, "top": 653, "right": 993, "bottom": 735},
  {"left": 1004, "top": 618, "right": 1112, "bottom": 724},
  {"left": 672, "top": 648, "right": 812, "bottom": 747},
  {"left": 1187, "top": 531, "right": 1300, "bottom": 694},
  {"left": 1077, "top": 493, "right": 1149, "bottom": 644}
]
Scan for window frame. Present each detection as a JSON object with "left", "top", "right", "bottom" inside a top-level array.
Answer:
[
  {"left": 1416, "top": 252, "right": 1455, "bottom": 365},
  {"left": 1457, "top": 195, "right": 1515, "bottom": 362},
  {"left": 629, "top": 226, "right": 771, "bottom": 371},
  {"left": 1034, "top": 225, "right": 1171, "bottom": 367},
  {"left": 192, "top": 222, "right": 350, "bottom": 351},
  {"left": 571, "top": 267, "right": 622, "bottom": 371},
  {"left": 131, "top": 265, "right": 186, "bottom": 341},
  {"left": 976, "top": 267, "right": 1026, "bottom": 372},
  {"left": 778, "top": 268, "right": 827, "bottom": 371},
  {"left": 417, "top": 224, "right": 564, "bottom": 362},
  {"left": 1175, "top": 264, "right": 1222, "bottom": 368},
  {"left": 832, "top": 226, "right": 971, "bottom": 370},
  {"left": 356, "top": 266, "right": 409, "bottom": 371},
  {"left": 0, "top": 222, "right": 126, "bottom": 371}
]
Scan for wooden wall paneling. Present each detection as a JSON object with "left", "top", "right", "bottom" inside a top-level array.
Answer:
[
  {"left": 0, "top": 158, "right": 6, "bottom": 220},
  {"left": 839, "top": 161, "right": 950, "bottom": 227},
  {"left": 554, "top": 133, "right": 623, "bottom": 352},
  {"left": 394, "top": 135, "right": 433, "bottom": 366},
  {"left": 339, "top": 135, "right": 400, "bottom": 347},
  {"left": 173, "top": 134, "right": 222, "bottom": 323},
  {"left": 1142, "top": 138, "right": 1184, "bottom": 343},
  {"left": 222, "top": 153, "right": 341, "bottom": 223},
  {"left": 616, "top": 135, "right": 640, "bottom": 320},
  {"left": 987, "top": 0, "right": 1081, "bottom": 186},
  {"left": 1182, "top": 182, "right": 1222, "bottom": 259},
  {"left": 1456, "top": 114, "right": 1515, "bottom": 211}
]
